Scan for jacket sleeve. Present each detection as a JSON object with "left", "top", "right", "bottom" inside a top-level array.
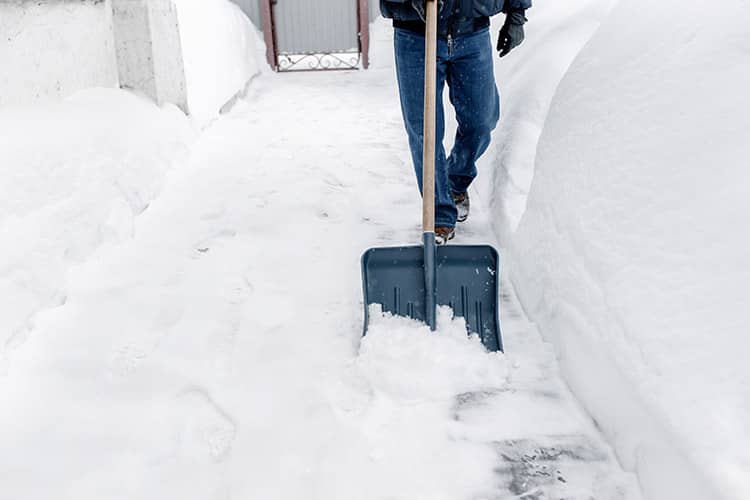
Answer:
[{"left": 504, "top": 0, "right": 531, "bottom": 12}]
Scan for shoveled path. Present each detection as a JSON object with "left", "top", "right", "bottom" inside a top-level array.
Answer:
[{"left": 0, "top": 24, "right": 642, "bottom": 500}]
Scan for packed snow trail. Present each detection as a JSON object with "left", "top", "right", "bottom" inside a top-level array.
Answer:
[{"left": 1, "top": 25, "right": 641, "bottom": 500}]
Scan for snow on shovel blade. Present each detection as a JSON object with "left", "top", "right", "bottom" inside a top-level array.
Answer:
[{"left": 361, "top": 245, "right": 502, "bottom": 352}]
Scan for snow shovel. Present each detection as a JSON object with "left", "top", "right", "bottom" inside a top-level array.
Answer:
[{"left": 360, "top": 0, "right": 502, "bottom": 352}]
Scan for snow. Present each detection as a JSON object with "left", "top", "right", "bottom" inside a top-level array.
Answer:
[
  {"left": 361, "top": 306, "right": 508, "bottom": 400},
  {"left": 0, "top": 88, "right": 193, "bottom": 376},
  {"left": 488, "top": 0, "right": 617, "bottom": 243},
  {"left": 497, "top": 1, "right": 750, "bottom": 499},
  {"left": 0, "top": 16, "right": 642, "bottom": 500},
  {"left": 173, "top": 0, "right": 265, "bottom": 124},
  {"left": 5, "top": 0, "right": 746, "bottom": 497}
]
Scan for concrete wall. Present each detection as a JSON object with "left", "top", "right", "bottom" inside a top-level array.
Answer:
[
  {"left": 1, "top": 0, "right": 189, "bottom": 112},
  {"left": 0, "top": 0, "right": 119, "bottom": 107},
  {"left": 112, "top": 0, "right": 188, "bottom": 112},
  {"left": 2, "top": 0, "right": 374, "bottom": 111}
]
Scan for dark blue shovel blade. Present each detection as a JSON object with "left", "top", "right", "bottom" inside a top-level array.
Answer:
[{"left": 361, "top": 245, "right": 502, "bottom": 352}]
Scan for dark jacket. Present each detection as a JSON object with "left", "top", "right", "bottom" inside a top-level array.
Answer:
[{"left": 381, "top": 0, "right": 531, "bottom": 38}]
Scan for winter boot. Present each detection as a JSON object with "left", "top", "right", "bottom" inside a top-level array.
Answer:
[
  {"left": 452, "top": 191, "right": 470, "bottom": 223},
  {"left": 435, "top": 226, "right": 456, "bottom": 245}
]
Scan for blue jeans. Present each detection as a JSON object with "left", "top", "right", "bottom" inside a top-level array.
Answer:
[{"left": 394, "top": 27, "right": 500, "bottom": 228}]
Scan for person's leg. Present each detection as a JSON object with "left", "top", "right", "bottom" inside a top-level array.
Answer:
[
  {"left": 446, "top": 28, "right": 500, "bottom": 195},
  {"left": 394, "top": 29, "right": 457, "bottom": 228}
]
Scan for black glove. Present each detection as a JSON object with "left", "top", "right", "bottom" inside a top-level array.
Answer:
[
  {"left": 411, "top": 0, "right": 444, "bottom": 22},
  {"left": 497, "top": 10, "right": 527, "bottom": 58}
]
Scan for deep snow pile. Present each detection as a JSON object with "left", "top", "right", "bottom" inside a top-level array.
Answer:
[
  {"left": 487, "top": 0, "right": 617, "bottom": 243},
  {"left": 498, "top": 1, "right": 750, "bottom": 499},
  {"left": 0, "top": 89, "right": 193, "bottom": 375},
  {"left": 174, "top": 0, "right": 266, "bottom": 123}
]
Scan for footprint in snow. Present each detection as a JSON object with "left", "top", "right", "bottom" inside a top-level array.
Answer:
[
  {"left": 109, "top": 304, "right": 183, "bottom": 379},
  {"left": 173, "top": 388, "right": 237, "bottom": 463},
  {"left": 193, "top": 228, "right": 238, "bottom": 254},
  {"left": 110, "top": 343, "right": 148, "bottom": 377}
]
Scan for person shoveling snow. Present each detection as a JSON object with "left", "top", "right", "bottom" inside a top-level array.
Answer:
[
  {"left": 361, "top": 0, "right": 515, "bottom": 350},
  {"left": 380, "top": 0, "right": 531, "bottom": 243}
]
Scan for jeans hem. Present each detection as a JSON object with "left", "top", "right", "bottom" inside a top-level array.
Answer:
[{"left": 435, "top": 221, "right": 456, "bottom": 229}]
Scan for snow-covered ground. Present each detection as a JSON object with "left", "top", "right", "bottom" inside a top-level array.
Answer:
[
  {"left": 0, "top": 17, "right": 643, "bottom": 500},
  {"left": 492, "top": 1, "right": 750, "bottom": 500},
  {"left": 4, "top": 0, "right": 748, "bottom": 497}
]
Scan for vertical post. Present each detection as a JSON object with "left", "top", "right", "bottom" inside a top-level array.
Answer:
[
  {"left": 422, "top": 0, "right": 438, "bottom": 331},
  {"left": 260, "top": 0, "right": 277, "bottom": 70},
  {"left": 111, "top": 0, "right": 189, "bottom": 113},
  {"left": 357, "top": 0, "right": 370, "bottom": 69}
]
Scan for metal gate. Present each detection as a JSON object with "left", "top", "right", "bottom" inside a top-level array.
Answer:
[{"left": 233, "top": 0, "right": 370, "bottom": 71}]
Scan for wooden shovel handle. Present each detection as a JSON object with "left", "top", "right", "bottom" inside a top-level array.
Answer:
[{"left": 422, "top": 0, "right": 438, "bottom": 234}]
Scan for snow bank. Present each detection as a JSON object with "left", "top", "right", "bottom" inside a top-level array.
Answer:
[
  {"left": 0, "top": 89, "right": 193, "bottom": 374},
  {"left": 173, "top": 0, "right": 265, "bottom": 123},
  {"left": 505, "top": 1, "right": 750, "bottom": 499},
  {"left": 488, "top": 0, "right": 617, "bottom": 244}
]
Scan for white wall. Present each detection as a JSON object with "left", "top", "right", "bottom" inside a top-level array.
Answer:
[
  {"left": 0, "top": 0, "right": 119, "bottom": 107},
  {"left": 112, "top": 0, "right": 189, "bottom": 112},
  {"left": 1, "top": 0, "right": 257, "bottom": 119}
]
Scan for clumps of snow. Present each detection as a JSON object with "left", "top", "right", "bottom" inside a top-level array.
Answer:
[
  {"left": 358, "top": 305, "right": 508, "bottom": 401},
  {"left": 321, "top": 306, "right": 510, "bottom": 500}
]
